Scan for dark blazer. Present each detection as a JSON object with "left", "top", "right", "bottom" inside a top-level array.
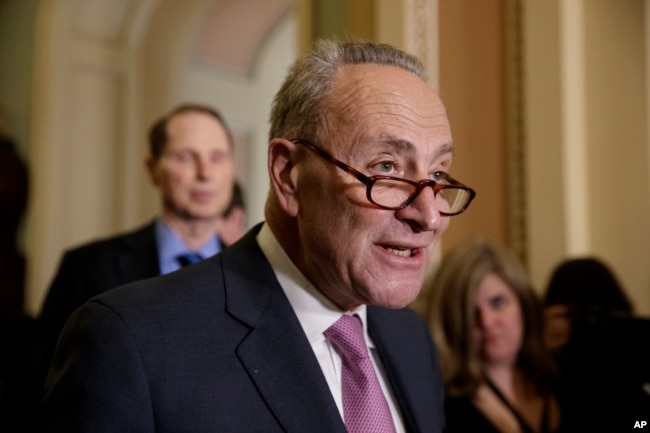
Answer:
[
  {"left": 29, "top": 224, "right": 446, "bottom": 433},
  {"left": 30, "top": 222, "right": 160, "bottom": 405}
]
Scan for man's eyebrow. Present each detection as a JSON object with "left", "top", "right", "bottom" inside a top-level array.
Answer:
[
  {"left": 436, "top": 142, "right": 455, "bottom": 158},
  {"left": 370, "top": 137, "right": 455, "bottom": 157},
  {"left": 368, "top": 137, "right": 416, "bottom": 155}
]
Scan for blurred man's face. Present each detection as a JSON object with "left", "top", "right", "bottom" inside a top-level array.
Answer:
[
  {"left": 294, "top": 64, "right": 454, "bottom": 310},
  {"left": 148, "top": 111, "right": 235, "bottom": 223}
]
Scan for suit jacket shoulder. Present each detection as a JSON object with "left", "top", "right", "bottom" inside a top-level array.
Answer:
[
  {"left": 42, "top": 221, "right": 159, "bottom": 307},
  {"left": 32, "top": 224, "right": 445, "bottom": 433},
  {"left": 58, "top": 222, "right": 159, "bottom": 284}
]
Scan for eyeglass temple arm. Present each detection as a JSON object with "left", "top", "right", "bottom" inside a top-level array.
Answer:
[{"left": 292, "top": 139, "right": 374, "bottom": 186}]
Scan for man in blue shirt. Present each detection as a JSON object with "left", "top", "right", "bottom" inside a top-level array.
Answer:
[{"left": 30, "top": 103, "right": 236, "bottom": 404}]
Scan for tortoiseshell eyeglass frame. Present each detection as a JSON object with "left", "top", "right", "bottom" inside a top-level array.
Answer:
[{"left": 291, "top": 139, "right": 476, "bottom": 216}]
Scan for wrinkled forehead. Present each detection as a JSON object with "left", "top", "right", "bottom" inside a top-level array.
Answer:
[{"left": 322, "top": 64, "right": 452, "bottom": 153}]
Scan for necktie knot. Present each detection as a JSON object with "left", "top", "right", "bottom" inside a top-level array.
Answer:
[
  {"left": 176, "top": 252, "right": 203, "bottom": 267},
  {"left": 324, "top": 314, "right": 368, "bottom": 362}
]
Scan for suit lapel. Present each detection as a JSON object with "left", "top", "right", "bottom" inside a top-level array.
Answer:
[
  {"left": 220, "top": 227, "right": 346, "bottom": 433},
  {"left": 368, "top": 307, "right": 444, "bottom": 433}
]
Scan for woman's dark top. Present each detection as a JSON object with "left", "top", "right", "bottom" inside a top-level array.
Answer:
[
  {"left": 445, "top": 395, "right": 501, "bottom": 433},
  {"left": 445, "top": 393, "right": 563, "bottom": 433}
]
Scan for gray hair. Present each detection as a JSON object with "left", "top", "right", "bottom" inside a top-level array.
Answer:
[{"left": 269, "top": 39, "right": 427, "bottom": 142}]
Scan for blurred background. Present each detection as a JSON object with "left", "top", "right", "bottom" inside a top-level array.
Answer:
[{"left": 0, "top": 0, "right": 648, "bottom": 320}]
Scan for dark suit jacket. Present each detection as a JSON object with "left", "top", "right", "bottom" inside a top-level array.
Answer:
[
  {"left": 30, "top": 222, "right": 160, "bottom": 405},
  {"left": 29, "top": 224, "right": 446, "bottom": 432}
]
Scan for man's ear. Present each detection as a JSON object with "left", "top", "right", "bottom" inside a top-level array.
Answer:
[
  {"left": 145, "top": 156, "right": 159, "bottom": 186},
  {"left": 268, "top": 138, "right": 300, "bottom": 217}
]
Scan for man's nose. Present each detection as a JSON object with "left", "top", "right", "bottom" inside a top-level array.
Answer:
[
  {"left": 195, "top": 157, "right": 212, "bottom": 179},
  {"left": 394, "top": 185, "right": 443, "bottom": 231}
]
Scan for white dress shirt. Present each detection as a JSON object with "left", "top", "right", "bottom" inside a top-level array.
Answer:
[{"left": 257, "top": 224, "right": 406, "bottom": 432}]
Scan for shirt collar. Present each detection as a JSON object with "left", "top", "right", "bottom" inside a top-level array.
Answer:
[
  {"left": 256, "top": 223, "right": 371, "bottom": 347},
  {"left": 155, "top": 218, "right": 222, "bottom": 273}
]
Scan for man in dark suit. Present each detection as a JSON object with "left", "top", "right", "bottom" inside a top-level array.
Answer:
[
  {"left": 29, "top": 39, "right": 476, "bottom": 432},
  {"left": 30, "top": 104, "right": 237, "bottom": 406}
]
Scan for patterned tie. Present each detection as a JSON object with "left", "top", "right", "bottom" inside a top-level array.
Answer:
[
  {"left": 324, "top": 314, "right": 396, "bottom": 433},
  {"left": 176, "top": 252, "right": 203, "bottom": 267}
]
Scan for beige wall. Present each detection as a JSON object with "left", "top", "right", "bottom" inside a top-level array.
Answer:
[
  {"left": 525, "top": 0, "right": 650, "bottom": 315},
  {"left": 524, "top": 0, "right": 568, "bottom": 290},
  {"left": 437, "top": 0, "right": 508, "bottom": 252},
  {"left": 0, "top": 0, "right": 37, "bottom": 159},
  {"left": 582, "top": 0, "right": 649, "bottom": 314}
]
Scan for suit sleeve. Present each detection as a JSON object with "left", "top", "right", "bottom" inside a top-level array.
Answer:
[{"left": 29, "top": 301, "right": 154, "bottom": 433}]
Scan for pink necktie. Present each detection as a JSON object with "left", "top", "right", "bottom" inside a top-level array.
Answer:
[{"left": 324, "top": 314, "right": 397, "bottom": 433}]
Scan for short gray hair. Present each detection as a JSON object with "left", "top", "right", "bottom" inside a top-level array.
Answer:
[{"left": 269, "top": 39, "right": 427, "bottom": 142}]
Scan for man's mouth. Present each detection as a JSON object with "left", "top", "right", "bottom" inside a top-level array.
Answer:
[
  {"left": 192, "top": 190, "right": 214, "bottom": 200},
  {"left": 386, "top": 246, "right": 414, "bottom": 257}
]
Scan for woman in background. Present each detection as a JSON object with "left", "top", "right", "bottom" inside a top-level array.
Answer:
[{"left": 428, "top": 238, "right": 561, "bottom": 433}]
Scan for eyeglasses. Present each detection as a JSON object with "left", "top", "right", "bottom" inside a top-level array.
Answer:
[{"left": 292, "top": 139, "right": 476, "bottom": 216}]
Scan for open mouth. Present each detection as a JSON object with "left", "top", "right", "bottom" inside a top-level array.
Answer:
[{"left": 385, "top": 246, "right": 414, "bottom": 258}]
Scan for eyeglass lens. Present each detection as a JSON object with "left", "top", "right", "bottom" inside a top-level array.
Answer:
[{"left": 370, "top": 178, "right": 471, "bottom": 215}]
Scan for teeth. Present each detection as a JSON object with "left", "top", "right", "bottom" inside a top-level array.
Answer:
[{"left": 387, "top": 247, "right": 413, "bottom": 257}]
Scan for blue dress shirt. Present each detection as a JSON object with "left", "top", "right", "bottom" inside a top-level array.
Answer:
[{"left": 154, "top": 218, "right": 222, "bottom": 275}]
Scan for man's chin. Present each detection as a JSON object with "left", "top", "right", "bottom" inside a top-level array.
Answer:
[
  {"left": 178, "top": 211, "right": 221, "bottom": 223},
  {"left": 372, "top": 285, "right": 422, "bottom": 309}
]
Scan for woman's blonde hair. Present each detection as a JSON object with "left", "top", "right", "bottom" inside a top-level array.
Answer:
[{"left": 427, "top": 237, "right": 555, "bottom": 397}]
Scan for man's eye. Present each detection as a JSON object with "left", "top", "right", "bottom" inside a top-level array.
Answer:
[
  {"left": 375, "top": 161, "right": 395, "bottom": 174},
  {"left": 431, "top": 171, "right": 446, "bottom": 182},
  {"left": 211, "top": 151, "right": 228, "bottom": 163},
  {"left": 172, "top": 152, "right": 191, "bottom": 162}
]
